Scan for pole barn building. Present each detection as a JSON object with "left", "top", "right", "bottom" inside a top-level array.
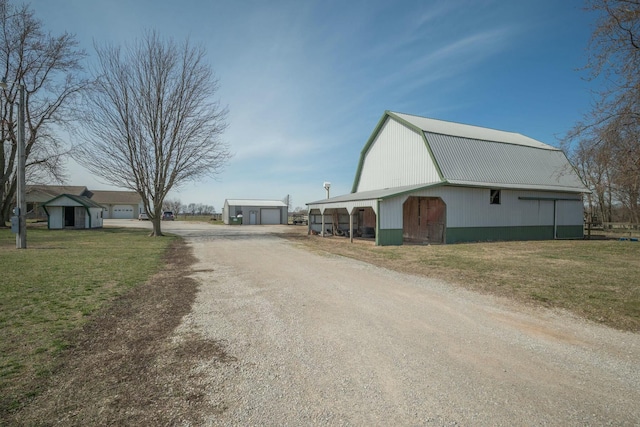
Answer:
[
  {"left": 223, "top": 199, "right": 288, "bottom": 225},
  {"left": 307, "top": 111, "right": 589, "bottom": 245}
]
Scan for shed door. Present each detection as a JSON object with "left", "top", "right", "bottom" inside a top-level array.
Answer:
[
  {"left": 261, "top": 208, "right": 281, "bottom": 225},
  {"left": 403, "top": 197, "right": 446, "bottom": 244},
  {"left": 75, "top": 207, "right": 86, "bottom": 228},
  {"left": 112, "top": 205, "right": 134, "bottom": 219}
]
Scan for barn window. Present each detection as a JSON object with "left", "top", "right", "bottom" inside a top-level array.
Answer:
[{"left": 490, "top": 189, "right": 501, "bottom": 205}]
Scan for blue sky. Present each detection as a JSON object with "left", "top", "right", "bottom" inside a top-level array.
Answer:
[{"left": 30, "top": 0, "right": 598, "bottom": 212}]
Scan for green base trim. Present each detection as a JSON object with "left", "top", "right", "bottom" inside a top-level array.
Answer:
[
  {"left": 446, "top": 225, "right": 583, "bottom": 244},
  {"left": 377, "top": 228, "right": 403, "bottom": 246},
  {"left": 556, "top": 225, "right": 584, "bottom": 239}
]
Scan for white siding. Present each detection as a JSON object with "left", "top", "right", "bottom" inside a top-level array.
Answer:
[
  {"left": 357, "top": 118, "right": 440, "bottom": 192},
  {"left": 405, "top": 187, "right": 583, "bottom": 228},
  {"left": 223, "top": 201, "right": 231, "bottom": 224},
  {"left": 91, "top": 208, "right": 104, "bottom": 228},
  {"left": 379, "top": 198, "right": 403, "bottom": 229},
  {"left": 48, "top": 206, "right": 64, "bottom": 229}
]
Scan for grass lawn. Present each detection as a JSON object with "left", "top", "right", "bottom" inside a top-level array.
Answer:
[
  {"left": 289, "top": 233, "right": 640, "bottom": 332},
  {"left": 0, "top": 226, "right": 174, "bottom": 414}
]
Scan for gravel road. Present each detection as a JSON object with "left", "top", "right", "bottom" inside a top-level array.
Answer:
[{"left": 111, "top": 220, "right": 640, "bottom": 426}]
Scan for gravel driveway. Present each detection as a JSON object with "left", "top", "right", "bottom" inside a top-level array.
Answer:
[{"left": 111, "top": 220, "right": 640, "bottom": 425}]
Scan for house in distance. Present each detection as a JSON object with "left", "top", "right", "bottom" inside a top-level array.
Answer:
[{"left": 307, "top": 111, "right": 589, "bottom": 245}]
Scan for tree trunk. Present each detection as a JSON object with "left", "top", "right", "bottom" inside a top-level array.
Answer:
[
  {"left": 149, "top": 215, "right": 163, "bottom": 237},
  {"left": 0, "top": 180, "right": 16, "bottom": 226}
]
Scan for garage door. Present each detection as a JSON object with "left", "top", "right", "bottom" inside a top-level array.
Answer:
[
  {"left": 112, "top": 205, "right": 135, "bottom": 219},
  {"left": 261, "top": 208, "right": 281, "bottom": 225}
]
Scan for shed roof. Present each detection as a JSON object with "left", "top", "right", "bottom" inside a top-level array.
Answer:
[
  {"left": 225, "top": 199, "right": 287, "bottom": 207},
  {"left": 26, "top": 185, "right": 89, "bottom": 202},
  {"left": 44, "top": 194, "right": 105, "bottom": 209}
]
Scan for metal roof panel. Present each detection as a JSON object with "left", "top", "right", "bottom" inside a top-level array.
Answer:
[
  {"left": 391, "top": 111, "right": 554, "bottom": 149},
  {"left": 425, "top": 132, "right": 587, "bottom": 191},
  {"left": 225, "top": 199, "right": 287, "bottom": 207},
  {"left": 307, "top": 183, "right": 444, "bottom": 206}
]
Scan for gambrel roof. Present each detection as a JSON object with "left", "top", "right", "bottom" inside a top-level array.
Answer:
[{"left": 351, "top": 111, "right": 588, "bottom": 194}]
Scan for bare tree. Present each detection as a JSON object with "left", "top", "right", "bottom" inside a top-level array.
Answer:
[
  {"left": 0, "top": 0, "right": 87, "bottom": 224},
  {"left": 570, "top": 129, "right": 614, "bottom": 222},
  {"left": 75, "top": 31, "right": 231, "bottom": 236},
  {"left": 294, "top": 206, "right": 308, "bottom": 214},
  {"left": 564, "top": 0, "right": 640, "bottom": 222},
  {"left": 162, "top": 198, "right": 182, "bottom": 216}
]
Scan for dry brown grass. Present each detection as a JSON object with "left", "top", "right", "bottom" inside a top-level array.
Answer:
[{"left": 282, "top": 229, "right": 640, "bottom": 332}]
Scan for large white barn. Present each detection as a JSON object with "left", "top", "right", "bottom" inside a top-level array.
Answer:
[{"left": 307, "top": 111, "right": 589, "bottom": 245}]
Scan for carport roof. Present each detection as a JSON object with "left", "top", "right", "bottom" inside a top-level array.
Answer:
[{"left": 307, "top": 183, "right": 444, "bottom": 206}]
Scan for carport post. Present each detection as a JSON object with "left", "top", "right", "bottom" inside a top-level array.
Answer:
[
  {"left": 320, "top": 207, "right": 325, "bottom": 237},
  {"left": 349, "top": 210, "right": 354, "bottom": 243}
]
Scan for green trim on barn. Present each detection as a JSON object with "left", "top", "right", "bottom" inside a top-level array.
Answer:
[
  {"left": 445, "top": 225, "right": 583, "bottom": 243},
  {"left": 555, "top": 225, "right": 584, "bottom": 239},
  {"left": 377, "top": 229, "right": 404, "bottom": 246}
]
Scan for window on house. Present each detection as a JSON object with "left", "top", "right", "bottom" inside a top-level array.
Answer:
[{"left": 490, "top": 189, "right": 501, "bottom": 205}]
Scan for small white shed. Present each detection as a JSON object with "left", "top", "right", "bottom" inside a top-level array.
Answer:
[
  {"left": 222, "top": 199, "right": 288, "bottom": 225},
  {"left": 43, "top": 194, "right": 104, "bottom": 229}
]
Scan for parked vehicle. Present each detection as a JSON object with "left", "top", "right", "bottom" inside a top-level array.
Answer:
[
  {"left": 138, "top": 212, "right": 149, "bottom": 221},
  {"left": 162, "top": 211, "right": 175, "bottom": 221},
  {"left": 292, "top": 215, "right": 308, "bottom": 225}
]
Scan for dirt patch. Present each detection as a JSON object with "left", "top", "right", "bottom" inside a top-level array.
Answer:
[{"left": 6, "top": 239, "right": 234, "bottom": 426}]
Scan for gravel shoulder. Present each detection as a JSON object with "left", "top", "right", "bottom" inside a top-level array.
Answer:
[{"left": 177, "top": 224, "right": 640, "bottom": 426}]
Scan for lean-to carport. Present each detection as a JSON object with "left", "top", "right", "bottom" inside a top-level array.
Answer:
[{"left": 307, "top": 184, "right": 437, "bottom": 245}]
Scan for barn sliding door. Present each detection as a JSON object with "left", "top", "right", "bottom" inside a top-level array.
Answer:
[{"left": 403, "top": 197, "right": 446, "bottom": 244}]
